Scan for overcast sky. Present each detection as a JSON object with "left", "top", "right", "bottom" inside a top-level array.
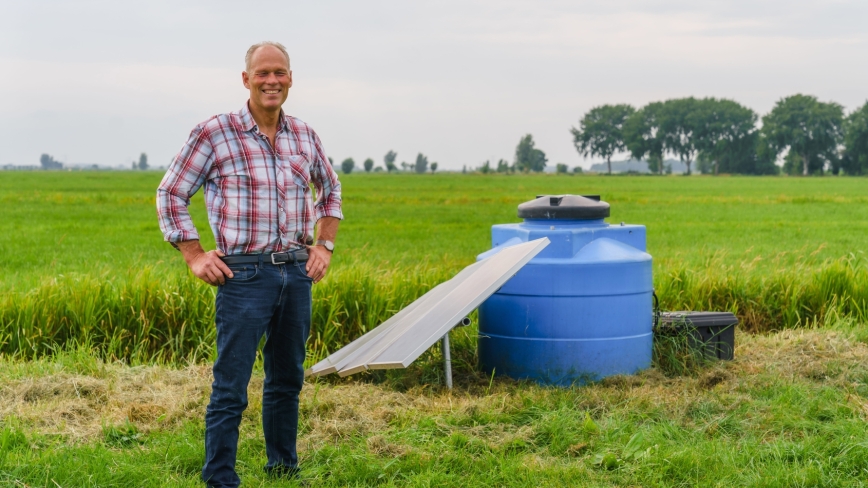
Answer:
[{"left": 2, "top": 0, "right": 866, "bottom": 170}]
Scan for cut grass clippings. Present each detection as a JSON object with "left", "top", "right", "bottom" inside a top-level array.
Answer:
[{"left": 3, "top": 326, "right": 868, "bottom": 486}]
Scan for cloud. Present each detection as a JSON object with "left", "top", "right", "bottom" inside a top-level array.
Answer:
[{"left": 1, "top": 0, "right": 866, "bottom": 169}]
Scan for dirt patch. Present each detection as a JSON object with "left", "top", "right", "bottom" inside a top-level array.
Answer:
[{"left": 699, "top": 369, "right": 730, "bottom": 389}]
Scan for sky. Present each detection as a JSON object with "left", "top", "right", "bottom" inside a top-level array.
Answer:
[{"left": 1, "top": 0, "right": 867, "bottom": 170}]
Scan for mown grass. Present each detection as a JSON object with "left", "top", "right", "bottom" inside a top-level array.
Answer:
[
  {"left": 3, "top": 171, "right": 868, "bottom": 282},
  {"left": 3, "top": 326, "right": 868, "bottom": 486}
]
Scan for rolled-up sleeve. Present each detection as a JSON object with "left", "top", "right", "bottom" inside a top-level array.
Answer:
[
  {"left": 309, "top": 131, "right": 343, "bottom": 222},
  {"left": 156, "top": 125, "right": 214, "bottom": 245}
]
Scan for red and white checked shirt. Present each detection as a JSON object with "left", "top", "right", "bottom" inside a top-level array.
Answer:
[{"left": 157, "top": 103, "right": 343, "bottom": 255}]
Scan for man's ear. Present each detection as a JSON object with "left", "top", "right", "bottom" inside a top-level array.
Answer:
[
  {"left": 287, "top": 70, "right": 293, "bottom": 89},
  {"left": 242, "top": 71, "right": 250, "bottom": 89}
]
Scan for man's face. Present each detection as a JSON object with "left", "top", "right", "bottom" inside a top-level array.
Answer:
[{"left": 242, "top": 45, "right": 292, "bottom": 113}]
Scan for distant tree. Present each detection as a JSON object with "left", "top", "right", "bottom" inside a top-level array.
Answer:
[
  {"left": 341, "top": 158, "right": 355, "bottom": 174},
  {"left": 478, "top": 160, "right": 492, "bottom": 174},
  {"left": 328, "top": 156, "right": 334, "bottom": 167},
  {"left": 572, "top": 166, "right": 584, "bottom": 174},
  {"left": 842, "top": 101, "right": 868, "bottom": 175},
  {"left": 659, "top": 97, "right": 705, "bottom": 175},
  {"left": 414, "top": 153, "right": 429, "bottom": 173},
  {"left": 571, "top": 104, "right": 635, "bottom": 175},
  {"left": 374, "top": 166, "right": 384, "bottom": 172},
  {"left": 39, "top": 154, "right": 63, "bottom": 170},
  {"left": 400, "top": 161, "right": 409, "bottom": 171},
  {"left": 384, "top": 150, "right": 397, "bottom": 170},
  {"left": 363, "top": 158, "right": 374, "bottom": 172},
  {"left": 705, "top": 130, "right": 778, "bottom": 175},
  {"left": 462, "top": 165, "right": 467, "bottom": 174},
  {"left": 624, "top": 102, "right": 666, "bottom": 175},
  {"left": 762, "top": 94, "right": 844, "bottom": 175},
  {"left": 645, "top": 154, "right": 664, "bottom": 174},
  {"left": 430, "top": 162, "right": 438, "bottom": 173},
  {"left": 693, "top": 98, "right": 757, "bottom": 175},
  {"left": 138, "top": 153, "right": 149, "bottom": 171},
  {"left": 556, "top": 163, "right": 568, "bottom": 174},
  {"left": 514, "top": 134, "right": 547, "bottom": 172},
  {"left": 496, "top": 159, "right": 510, "bottom": 173}
]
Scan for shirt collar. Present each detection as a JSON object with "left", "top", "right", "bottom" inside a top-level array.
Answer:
[{"left": 239, "top": 101, "right": 289, "bottom": 133}]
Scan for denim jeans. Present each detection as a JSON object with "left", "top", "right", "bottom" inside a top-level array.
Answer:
[{"left": 201, "top": 257, "right": 312, "bottom": 488}]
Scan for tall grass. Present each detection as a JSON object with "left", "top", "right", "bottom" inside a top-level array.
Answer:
[
  {"left": 2, "top": 254, "right": 868, "bottom": 364},
  {"left": 0, "top": 263, "right": 453, "bottom": 365},
  {"left": 657, "top": 252, "right": 868, "bottom": 332}
]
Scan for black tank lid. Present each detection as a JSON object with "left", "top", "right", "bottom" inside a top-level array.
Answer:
[{"left": 517, "top": 194, "right": 610, "bottom": 220}]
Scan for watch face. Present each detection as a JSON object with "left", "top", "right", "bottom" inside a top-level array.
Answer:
[{"left": 319, "top": 240, "right": 334, "bottom": 251}]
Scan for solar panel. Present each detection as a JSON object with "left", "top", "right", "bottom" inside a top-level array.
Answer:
[{"left": 306, "top": 237, "right": 550, "bottom": 378}]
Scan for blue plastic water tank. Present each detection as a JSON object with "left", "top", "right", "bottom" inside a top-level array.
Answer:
[{"left": 477, "top": 195, "right": 653, "bottom": 386}]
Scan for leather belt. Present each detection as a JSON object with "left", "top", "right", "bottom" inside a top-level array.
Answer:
[{"left": 221, "top": 249, "right": 309, "bottom": 266}]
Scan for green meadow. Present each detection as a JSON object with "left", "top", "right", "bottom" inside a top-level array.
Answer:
[
  {"left": 2, "top": 171, "right": 868, "bottom": 486},
  {"left": 2, "top": 172, "right": 868, "bottom": 361},
  {"left": 3, "top": 171, "right": 868, "bottom": 280}
]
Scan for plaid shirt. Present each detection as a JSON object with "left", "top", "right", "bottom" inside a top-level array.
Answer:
[{"left": 157, "top": 103, "right": 343, "bottom": 255}]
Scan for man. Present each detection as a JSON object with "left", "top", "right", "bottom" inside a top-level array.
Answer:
[{"left": 157, "top": 41, "right": 342, "bottom": 487}]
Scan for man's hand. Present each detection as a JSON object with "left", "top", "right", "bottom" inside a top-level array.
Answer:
[
  {"left": 306, "top": 245, "right": 332, "bottom": 284},
  {"left": 177, "top": 240, "right": 234, "bottom": 286}
]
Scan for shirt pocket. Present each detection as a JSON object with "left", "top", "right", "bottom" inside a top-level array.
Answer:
[{"left": 285, "top": 154, "right": 311, "bottom": 189}]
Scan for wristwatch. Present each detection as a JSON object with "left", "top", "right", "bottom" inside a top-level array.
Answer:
[{"left": 316, "top": 239, "right": 335, "bottom": 252}]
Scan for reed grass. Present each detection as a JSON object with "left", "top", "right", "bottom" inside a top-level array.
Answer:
[
  {"left": 2, "top": 252, "right": 868, "bottom": 366},
  {"left": 0, "top": 263, "right": 453, "bottom": 365},
  {"left": 656, "top": 252, "right": 868, "bottom": 332}
]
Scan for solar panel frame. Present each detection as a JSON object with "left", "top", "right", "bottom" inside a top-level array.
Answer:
[
  {"left": 305, "top": 261, "right": 486, "bottom": 377},
  {"left": 365, "top": 239, "right": 550, "bottom": 370},
  {"left": 306, "top": 238, "right": 550, "bottom": 378}
]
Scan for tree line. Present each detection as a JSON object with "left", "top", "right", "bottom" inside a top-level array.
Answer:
[
  {"left": 37, "top": 153, "right": 150, "bottom": 170},
  {"left": 334, "top": 134, "right": 557, "bottom": 176},
  {"left": 572, "top": 94, "right": 868, "bottom": 176},
  {"left": 333, "top": 151, "right": 439, "bottom": 174}
]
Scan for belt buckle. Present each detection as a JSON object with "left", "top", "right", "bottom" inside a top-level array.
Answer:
[{"left": 271, "top": 252, "right": 287, "bottom": 265}]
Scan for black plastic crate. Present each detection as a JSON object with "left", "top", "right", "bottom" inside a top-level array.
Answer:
[{"left": 655, "top": 312, "right": 738, "bottom": 360}]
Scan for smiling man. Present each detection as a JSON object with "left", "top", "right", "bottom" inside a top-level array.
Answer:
[{"left": 156, "top": 41, "right": 342, "bottom": 487}]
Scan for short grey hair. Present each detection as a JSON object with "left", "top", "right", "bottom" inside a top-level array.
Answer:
[{"left": 245, "top": 41, "right": 290, "bottom": 71}]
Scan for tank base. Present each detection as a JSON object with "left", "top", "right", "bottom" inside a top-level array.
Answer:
[{"left": 479, "top": 332, "right": 652, "bottom": 386}]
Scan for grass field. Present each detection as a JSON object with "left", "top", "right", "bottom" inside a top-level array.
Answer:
[
  {"left": 2, "top": 171, "right": 868, "bottom": 486},
  {"left": 3, "top": 171, "right": 868, "bottom": 280},
  {"left": 2, "top": 172, "right": 868, "bottom": 362}
]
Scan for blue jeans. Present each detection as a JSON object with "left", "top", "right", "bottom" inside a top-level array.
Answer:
[{"left": 201, "top": 258, "right": 312, "bottom": 488}]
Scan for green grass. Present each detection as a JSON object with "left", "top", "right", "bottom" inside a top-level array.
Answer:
[
  {"left": 2, "top": 172, "right": 868, "bottom": 363},
  {"left": 4, "top": 171, "right": 868, "bottom": 486},
  {"left": 3, "top": 171, "right": 868, "bottom": 282},
  {"left": 3, "top": 328, "right": 868, "bottom": 487}
]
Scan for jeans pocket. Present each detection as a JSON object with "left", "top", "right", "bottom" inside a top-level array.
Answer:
[
  {"left": 293, "top": 262, "right": 313, "bottom": 282},
  {"left": 226, "top": 265, "right": 260, "bottom": 282}
]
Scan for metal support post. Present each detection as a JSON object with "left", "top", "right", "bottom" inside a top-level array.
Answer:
[
  {"left": 442, "top": 332, "right": 453, "bottom": 389},
  {"left": 442, "top": 317, "right": 470, "bottom": 390}
]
